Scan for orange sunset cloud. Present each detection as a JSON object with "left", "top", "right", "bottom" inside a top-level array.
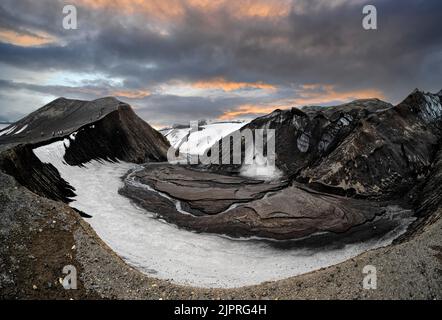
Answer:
[
  {"left": 75, "top": 0, "right": 291, "bottom": 22},
  {"left": 294, "top": 84, "right": 385, "bottom": 105},
  {"left": 192, "top": 78, "right": 276, "bottom": 92},
  {"left": 219, "top": 85, "right": 385, "bottom": 120},
  {"left": 111, "top": 89, "right": 152, "bottom": 99},
  {"left": 219, "top": 104, "right": 281, "bottom": 120},
  {"left": 0, "top": 28, "right": 58, "bottom": 47}
]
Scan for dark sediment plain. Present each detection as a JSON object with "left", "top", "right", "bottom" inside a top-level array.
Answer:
[
  {"left": 122, "top": 163, "right": 408, "bottom": 240},
  {"left": 1, "top": 90, "right": 442, "bottom": 298}
]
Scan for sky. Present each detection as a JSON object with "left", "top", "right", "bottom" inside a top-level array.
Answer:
[{"left": 0, "top": 0, "right": 441, "bottom": 128}]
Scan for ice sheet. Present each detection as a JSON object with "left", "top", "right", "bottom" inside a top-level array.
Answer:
[{"left": 165, "top": 122, "right": 246, "bottom": 155}]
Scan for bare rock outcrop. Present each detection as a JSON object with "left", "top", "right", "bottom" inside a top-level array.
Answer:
[{"left": 209, "top": 90, "right": 442, "bottom": 201}]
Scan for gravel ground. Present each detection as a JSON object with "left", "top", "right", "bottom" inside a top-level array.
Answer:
[{"left": 1, "top": 171, "right": 441, "bottom": 300}]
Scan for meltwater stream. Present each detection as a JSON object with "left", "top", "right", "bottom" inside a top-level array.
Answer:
[{"left": 34, "top": 140, "right": 414, "bottom": 288}]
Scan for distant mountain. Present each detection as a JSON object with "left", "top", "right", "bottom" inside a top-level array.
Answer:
[
  {"left": 298, "top": 90, "right": 442, "bottom": 199},
  {"left": 0, "top": 115, "right": 11, "bottom": 123},
  {"left": 161, "top": 120, "right": 248, "bottom": 156},
  {"left": 209, "top": 90, "right": 442, "bottom": 201}
]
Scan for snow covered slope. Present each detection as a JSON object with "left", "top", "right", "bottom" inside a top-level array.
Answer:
[{"left": 162, "top": 121, "right": 247, "bottom": 155}]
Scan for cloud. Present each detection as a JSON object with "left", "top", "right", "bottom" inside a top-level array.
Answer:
[
  {"left": 0, "top": 0, "right": 441, "bottom": 125},
  {"left": 0, "top": 79, "right": 150, "bottom": 103},
  {"left": 0, "top": 28, "right": 58, "bottom": 47},
  {"left": 218, "top": 84, "right": 385, "bottom": 120},
  {"left": 293, "top": 84, "right": 385, "bottom": 106},
  {"left": 75, "top": 0, "right": 292, "bottom": 21},
  {"left": 192, "top": 77, "right": 276, "bottom": 92},
  {"left": 219, "top": 104, "right": 279, "bottom": 120},
  {"left": 111, "top": 89, "right": 151, "bottom": 99}
]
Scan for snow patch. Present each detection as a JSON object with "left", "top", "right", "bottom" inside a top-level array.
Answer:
[
  {"left": 240, "top": 154, "right": 283, "bottom": 181},
  {"left": 164, "top": 128, "right": 191, "bottom": 149},
  {"left": 421, "top": 94, "right": 442, "bottom": 122},
  {"left": 339, "top": 117, "right": 350, "bottom": 126},
  {"left": 164, "top": 122, "right": 247, "bottom": 155},
  {"left": 14, "top": 124, "right": 28, "bottom": 135},
  {"left": 297, "top": 133, "right": 310, "bottom": 152},
  {"left": 0, "top": 125, "right": 17, "bottom": 136}
]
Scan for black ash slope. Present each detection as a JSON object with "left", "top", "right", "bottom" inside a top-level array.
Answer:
[{"left": 209, "top": 89, "right": 442, "bottom": 201}]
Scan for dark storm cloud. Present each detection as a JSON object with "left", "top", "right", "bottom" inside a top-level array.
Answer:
[
  {"left": 0, "top": 0, "right": 441, "bottom": 124},
  {"left": 0, "top": 79, "right": 273, "bottom": 127},
  {"left": 135, "top": 94, "right": 250, "bottom": 127}
]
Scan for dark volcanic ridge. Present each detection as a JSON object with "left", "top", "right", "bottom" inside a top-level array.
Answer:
[
  {"left": 0, "top": 97, "right": 169, "bottom": 202},
  {"left": 209, "top": 90, "right": 442, "bottom": 200}
]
